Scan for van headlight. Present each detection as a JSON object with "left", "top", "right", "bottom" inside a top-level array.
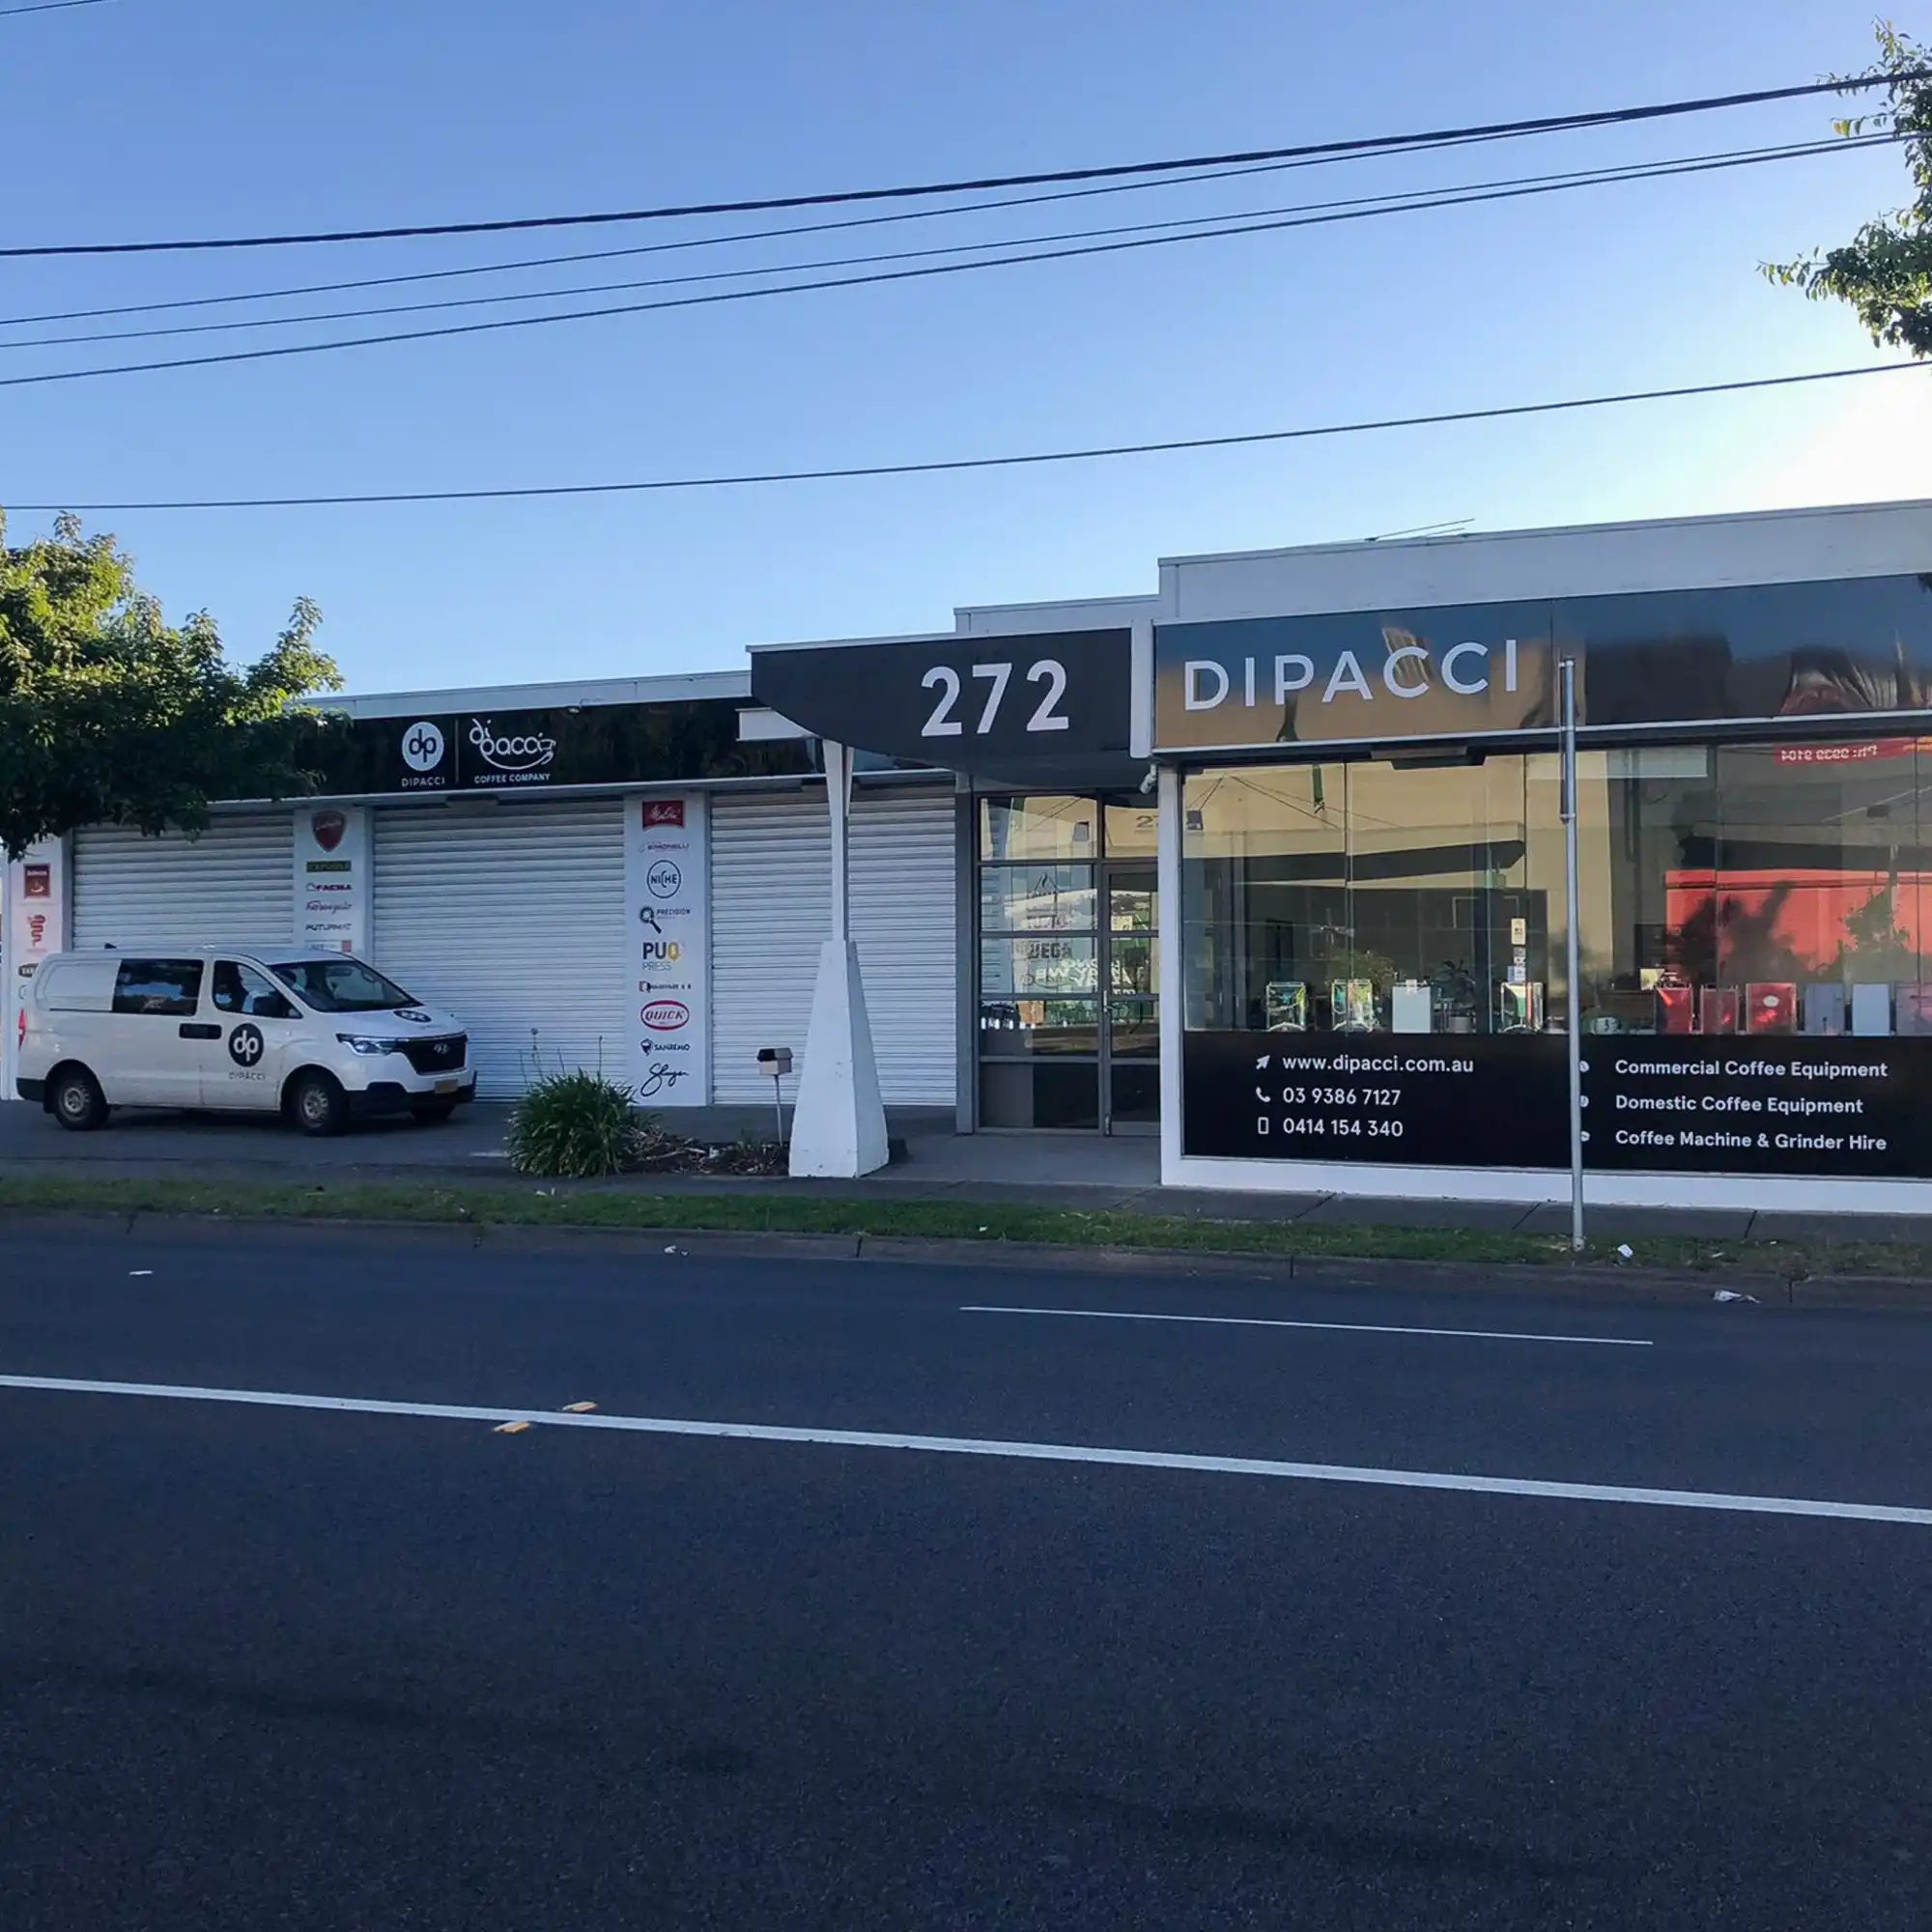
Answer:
[{"left": 336, "top": 1035, "right": 399, "bottom": 1056}]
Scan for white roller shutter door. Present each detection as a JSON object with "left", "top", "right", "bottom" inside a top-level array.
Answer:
[
  {"left": 372, "top": 797, "right": 627, "bottom": 1098},
  {"left": 71, "top": 813, "right": 295, "bottom": 952},
  {"left": 712, "top": 787, "right": 955, "bottom": 1105}
]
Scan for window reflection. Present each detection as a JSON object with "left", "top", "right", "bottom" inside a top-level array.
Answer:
[
  {"left": 1183, "top": 736, "right": 1932, "bottom": 1039},
  {"left": 1182, "top": 759, "right": 1568, "bottom": 1036}
]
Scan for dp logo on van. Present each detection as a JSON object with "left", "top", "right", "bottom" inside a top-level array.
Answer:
[{"left": 228, "top": 1024, "right": 266, "bottom": 1068}]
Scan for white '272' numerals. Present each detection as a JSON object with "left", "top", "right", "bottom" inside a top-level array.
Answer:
[{"left": 921, "top": 659, "right": 1069, "bottom": 738}]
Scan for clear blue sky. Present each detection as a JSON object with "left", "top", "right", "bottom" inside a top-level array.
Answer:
[{"left": 3, "top": 0, "right": 1926, "bottom": 695}]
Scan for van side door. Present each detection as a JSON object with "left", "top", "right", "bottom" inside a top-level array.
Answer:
[{"left": 108, "top": 957, "right": 210, "bottom": 1108}]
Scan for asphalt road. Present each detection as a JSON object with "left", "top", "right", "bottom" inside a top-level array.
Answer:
[{"left": 4, "top": 1227, "right": 1930, "bottom": 1929}]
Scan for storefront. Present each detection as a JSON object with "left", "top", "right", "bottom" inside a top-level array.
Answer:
[
  {"left": 752, "top": 497, "right": 1932, "bottom": 1210},
  {"left": 9, "top": 497, "right": 1932, "bottom": 1211},
  {"left": 2, "top": 674, "right": 963, "bottom": 1114}
]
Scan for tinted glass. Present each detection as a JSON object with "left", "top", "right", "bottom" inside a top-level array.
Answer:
[
  {"left": 1108, "top": 874, "right": 1157, "bottom": 932},
  {"left": 270, "top": 957, "right": 415, "bottom": 1013},
  {"left": 111, "top": 958, "right": 204, "bottom": 1017},
  {"left": 1182, "top": 758, "right": 1566, "bottom": 1036},
  {"left": 213, "top": 960, "right": 299, "bottom": 1019},
  {"left": 980, "top": 937, "right": 1097, "bottom": 997},
  {"left": 1108, "top": 997, "right": 1160, "bottom": 1058},
  {"left": 1103, "top": 800, "right": 1159, "bottom": 858},
  {"left": 980, "top": 796, "right": 1098, "bottom": 863},
  {"left": 980, "top": 865, "right": 1096, "bottom": 934},
  {"left": 1110, "top": 1063, "right": 1162, "bottom": 1123},
  {"left": 979, "top": 1000, "right": 1100, "bottom": 1055},
  {"left": 980, "top": 1060, "right": 1099, "bottom": 1129}
]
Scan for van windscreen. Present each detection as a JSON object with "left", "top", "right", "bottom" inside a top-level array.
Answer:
[{"left": 269, "top": 958, "right": 416, "bottom": 1014}]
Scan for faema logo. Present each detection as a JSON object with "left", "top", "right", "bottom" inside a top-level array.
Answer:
[
  {"left": 641, "top": 1000, "right": 690, "bottom": 1032},
  {"left": 469, "top": 718, "right": 557, "bottom": 774},
  {"left": 642, "top": 799, "right": 685, "bottom": 829},
  {"left": 402, "top": 722, "right": 446, "bottom": 772},
  {"left": 310, "top": 810, "right": 347, "bottom": 853}
]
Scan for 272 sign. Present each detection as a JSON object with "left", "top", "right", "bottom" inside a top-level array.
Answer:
[
  {"left": 919, "top": 658, "right": 1070, "bottom": 738},
  {"left": 749, "top": 626, "right": 1131, "bottom": 776}
]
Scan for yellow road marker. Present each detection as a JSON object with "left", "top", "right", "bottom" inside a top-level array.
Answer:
[
  {"left": 561, "top": 1402, "right": 598, "bottom": 1414},
  {"left": 493, "top": 1420, "right": 532, "bottom": 1435}
]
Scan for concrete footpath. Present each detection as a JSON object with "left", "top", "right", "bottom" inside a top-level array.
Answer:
[{"left": 3, "top": 1099, "right": 1931, "bottom": 1253}]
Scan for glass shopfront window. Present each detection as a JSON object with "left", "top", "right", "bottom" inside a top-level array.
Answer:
[
  {"left": 1182, "top": 756, "right": 1570, "bottom": 1037},
  {"left": 1591, "top": 737, "right": 1932, "bottom": 1037},
  {"left": 1179, "top": 735, "right": 1932, "bottom": 1179},
  {"left": 977, "top": 793, "right": 1160, "bottom": 1130}
]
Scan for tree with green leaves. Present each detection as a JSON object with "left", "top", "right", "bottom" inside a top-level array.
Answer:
[
  {"left": 1765, "top": 23, "right": 1932, "bottom": 355},
  {"left": 0, "top": 512, "right": 342, "bottom": 858}
]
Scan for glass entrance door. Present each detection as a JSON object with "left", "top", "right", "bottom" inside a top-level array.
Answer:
[
  {"left": 1102, "top": 860, "right": 1159, "bottom": 1132},
  {"left": 976, "top": 793, "right": 1160, "bottom": 1133}
]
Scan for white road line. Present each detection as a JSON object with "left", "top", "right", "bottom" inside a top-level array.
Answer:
[
  {"left": 959, "top": 1303, "right": 1653, "bottom": 1349},
  {"left": 2, "top": 1372, "right": 1923, "bottom": 1525}
]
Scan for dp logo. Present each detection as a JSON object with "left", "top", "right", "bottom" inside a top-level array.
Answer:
[
  {"left": 401, "top": 721, "right": 446, "bottom": 773},
  {"left": 228, "top": 1024, "right": 265, "bottom": 1067}
]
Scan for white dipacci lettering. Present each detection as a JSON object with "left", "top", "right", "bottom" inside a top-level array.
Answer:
[
  {"left": 1274, "top": 654, "right": 1315, "bottom": 702},
  {"left": 1382, "top": 644, "right": 1429, "bottom": 697},
  {"left": 1322, "top": 650, "right": 1374, "bottom": 703},
  {"left": 1503, "top": 637, "right": 1520, "bottom": 692},
  {"left": 1441, "top": 641, "right": 1489, "bottom": 696},
  {"left": 1243, "top": 657, "right": 1256, "bottom": 706},
  {"left": 1184, "top": 661, "right": 1230, "bottom": 710}
]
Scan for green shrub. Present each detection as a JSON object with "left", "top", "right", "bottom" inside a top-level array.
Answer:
[{"left": 505, "top": 1070, "right": 646, "bottom": 1179}]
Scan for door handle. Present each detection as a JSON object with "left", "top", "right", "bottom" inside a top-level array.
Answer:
[{"left": 179, "top": 1023, "right": 221, "bottom": 1040}]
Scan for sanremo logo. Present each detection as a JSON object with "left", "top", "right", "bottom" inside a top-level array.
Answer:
[{"left": 402, "top": 722, "right": 445, "bottom": 772}]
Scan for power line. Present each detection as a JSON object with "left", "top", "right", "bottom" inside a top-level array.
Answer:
[
  {"left": 0, "top": 0, "right": 114, "bottom": 14},
  {"left": 10, "top": 363, "right": 1919, "bottom": 511},
  {"left": 4, "top": 137, "right": 1904, "bottom": 387},
  {"left": 3, "top": 134, "right": 1887, "bottom": 353},
  {"left": 4, "top": 134, "right": 1889, "bottom": 353},
  {"left": 3, "top": 72, "right": 1918, "bottom": 259},
  {"left": 0, "top": 132, "right": 1561, "bottom": 329}
]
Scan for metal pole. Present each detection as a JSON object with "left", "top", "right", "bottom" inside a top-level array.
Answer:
[{"left": 1560, "top": 656, "right": 1585, "bottom": 1251}]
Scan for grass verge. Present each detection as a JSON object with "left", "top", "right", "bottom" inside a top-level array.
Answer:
[{"left": 0, "top": 1173, "right": 1922, "bottom": 1279}]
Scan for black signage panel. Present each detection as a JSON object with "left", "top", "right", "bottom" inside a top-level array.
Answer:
[
  {"left": 1187, "top": 1029, "right": 1932, "bottom": 1178},
  {"left": 1155, "top": 573, "right": 1932, "bottom": 753},
  {"left": 303, "top": 700, "right": 815, "bottom": 799},
  {"left": 1584, "top": 1037, "right": 1932, "bottom": 1179},
  {"left": 751, "top": 629, "right": 1134, "bottom": 781},
  {"left": 1158, "top": 600, "right": 1556, "bottom": 753},
  {"left": 1183, "top": 1031, "right": 1569, "bottom": 1168}
]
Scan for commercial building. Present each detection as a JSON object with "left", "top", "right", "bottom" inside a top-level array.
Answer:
[{"left": 7, "top": 497, "right": 1932, "bottom": 1212}]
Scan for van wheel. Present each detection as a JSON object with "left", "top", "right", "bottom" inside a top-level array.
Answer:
[
  {"left": 410, "top": 1097, "right": 459, "bottom": 1124},
  {"left": 288, "top": 1070, "right": 349, "bottom": 1138},
  {"left": 50, "top": 1066, "right": 109, "bottom": 1132}
]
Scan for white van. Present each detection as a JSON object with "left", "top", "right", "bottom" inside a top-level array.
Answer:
[{"left": 14, "top": 949, "right": 476, "bottom": 1136}]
